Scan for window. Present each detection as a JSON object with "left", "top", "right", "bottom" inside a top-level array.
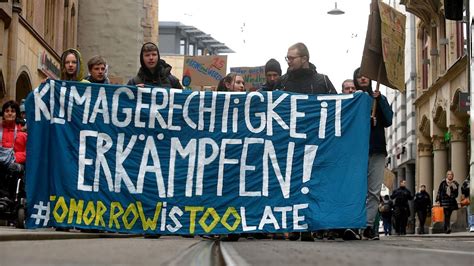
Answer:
[
  {"left": 44, "top": 0, "right": 56, "bottom": 46},
  {"left": 456, "top": 21, "right": 464, "bottom": 58},
  {"left": 197, "top": 48, "right": 203, "bottom": 56},
  {"left": 179, "top": 39, "right": 186, "bottom": 55},
  {"left": 422, "top": 30, "right": 429, "bottom": 90},
  {"left": 189, "top": 43, "right": 194, "bottom": 56}
]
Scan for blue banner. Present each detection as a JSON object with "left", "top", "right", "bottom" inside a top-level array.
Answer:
[{"left": 25, "top": 80, "right": 372, "bottom": 235}]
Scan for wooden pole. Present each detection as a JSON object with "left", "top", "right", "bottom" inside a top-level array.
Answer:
[{"left": 371, "top": 62, "right": 383, "bottom": 126}]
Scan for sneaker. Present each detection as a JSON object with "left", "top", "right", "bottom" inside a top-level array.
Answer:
[
  {"left": 288, "top": 232, "right": 300, "bottom": 241},
  {"left": 469, "top": 226, "right": 474, "bottom": 232},
  {"left": 300, "top": 232, "right": 314, "bottom": 241},
  {"left": 343, "top": 229, "right": 360, "bottom": 240},
  {"left": 363, "top": 227, "right": 377, "bottom": 240},
  {"left": 221, "top": 234, "right": 240, "bottom": 242}
]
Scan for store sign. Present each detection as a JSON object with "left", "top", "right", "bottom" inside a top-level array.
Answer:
[{"left": 38, "top": 51, "right": 60, "bottom": 79}]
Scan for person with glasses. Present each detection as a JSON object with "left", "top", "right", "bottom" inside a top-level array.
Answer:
[
  {"left": 275, "top": 42, "right": 336, "bottom": 95},
  {"left": 353, "top": 67, "right": 393, "bottom": 240}
]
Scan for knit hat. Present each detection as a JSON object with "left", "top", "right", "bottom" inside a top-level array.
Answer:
[{"left": 265, "top": 59, "right": 282, "bottom": 76}]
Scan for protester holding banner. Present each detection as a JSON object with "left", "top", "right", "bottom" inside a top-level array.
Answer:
[
  {"left": 60, "top": 48, "right": 90, "bottom": 82},
  {"left": 259, "top": 59, "right": 282, "bottom": 91},
  {"left": 342, "top": 79, "right": 356, "bottom": 94},
  {"left": 275, "top": 42, "right": 336, "bottom": 95},
  {"left": 0, "top": 100, "right": 27, "bottom": 198},
  {"left": 436, "top": 170, "right": 459, "bottom": 234},
  {"left": 353, "top": 67, "right": 393, "bottom": 240},
  {"left": 85, "top": 55, "right": 110, "bottom": 84},
  {"left": 127, "top": 42, "right": 183, "bottom": 89},
  {"left": 216, "top": 73, "right": 245, "bottom": 92}
]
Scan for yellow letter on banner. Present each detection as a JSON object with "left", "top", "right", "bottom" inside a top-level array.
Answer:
[
  {"left": 68, "top": 199, "right": 84, "bottom": 224},
  {"left": 122, "top": 203, "right": 139, "bottom": 229},
  {"left": 53, "top": 196, "right": 68, "bottom": 223},
  {"left": 109, "top": 202, "right": 124, "bottom": 229},
  {"left": 94, "top": 201, "right": 107, "bottom": 227},
  {"left": 221, "top": 207, "right": 241, "bottom": 231},
  {"left": 137, "top": 202, "right": 162, "bottom": 231},
  {"left": 83, "top": 201, "right": 96, "bottom": 225},
  {"left": 185, "top": 206, "right": 204, "bottom": 234},
  {"left": 198, "top": 208, "right": 220, "bottom": 233}
]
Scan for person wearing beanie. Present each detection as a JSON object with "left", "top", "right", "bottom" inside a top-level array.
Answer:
[
  {"left": 353, "top": 67, "right": 393, "bottom": 240},
  {"left": 260, "top": 58, "right": 282, "bottom": 91},
  {"left": 274, "top": 42, "right": 336, "bottom": 95}
]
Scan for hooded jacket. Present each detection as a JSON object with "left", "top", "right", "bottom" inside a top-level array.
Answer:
[
  {"left": 275, "top": 63, "right": 336, "bottom": 94},
  {"left": 353, "top": 67, "right": 393, "bottom": 156},
  {"left": 60, "top": 48, "right": 89, "bottom": 82},
  {"left": 127, "top": 42, "right": 183, "bottom": 89}
]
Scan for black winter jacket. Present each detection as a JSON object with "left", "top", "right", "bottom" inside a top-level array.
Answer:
[
  {"left": 414, "top": 191, "right": 431, "bottom": 212},
  {"left": 436, "top": 180, "right": 459, "bottom": 209},
  {"left": 275, "top": 63, "right": 336, "bottom": 95},
  {"left": 391, "top": 187, "right": 413, "bottom": 208},
  {"left": 127, "top": 43, "right": 183, "bottom": 89}
]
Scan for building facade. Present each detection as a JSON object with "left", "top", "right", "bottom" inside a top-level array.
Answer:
[
  {"left": 400, "top": 0, "right": 469, "bottom": 231},
  {"left": 77, "top": 0, "right": 159, "bottom": 84},
  {"left": 0, "top": 0, "right": 78, "bottom": 104}
]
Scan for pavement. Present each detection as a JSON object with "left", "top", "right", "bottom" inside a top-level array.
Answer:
[
  {"left": 0, "top": 226, "right": 473, "bottom": 241},
  {"left": 0, "top": 227, "right": 141, "bottom": 241}
]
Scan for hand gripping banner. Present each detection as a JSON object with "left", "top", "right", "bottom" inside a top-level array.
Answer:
[{"left": 25, "top": 80, "right": 372, "bottom": 235}]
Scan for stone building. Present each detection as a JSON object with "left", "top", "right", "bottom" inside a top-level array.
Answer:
[
  {"left": 77, "top": 0, "right": 159, "bottom": 84},
  {"left": 400, "top": 1, "right": 469, "bottom": 230},
  {"left": 0, "top": 0, "right": 78, "bottom": 104}
]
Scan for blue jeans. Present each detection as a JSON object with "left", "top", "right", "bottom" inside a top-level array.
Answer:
[{"left": 366, "top": 154, "right": 385, "bottom": 227}]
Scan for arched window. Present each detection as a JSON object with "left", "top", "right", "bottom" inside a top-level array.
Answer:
[{"left": 15, "top": 72, "right": 32, "bottom": 103}]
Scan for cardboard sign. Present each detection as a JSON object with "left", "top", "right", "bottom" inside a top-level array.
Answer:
[
  {"left": 183, "top": 56, "right": 227, "bottom": 87},
  {"left": 361, "top": 0, "right": 406, "bottom": 92},
  {"left": 230, "top": 66, "right": 266, "bottom": 91}
]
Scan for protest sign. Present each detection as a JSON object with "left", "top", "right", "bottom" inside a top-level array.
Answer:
[
  {"left": 25, "top": 81, "right": 371, "bottom": 235},
  {"left": 230, "top": 66, "right": 266, "bottom": 91},
  {"left": 182, "top": 56, "right": 227, "bottom": 88},
  {"left": 361, "top": 0, "right": 406, "bottom": 92}
]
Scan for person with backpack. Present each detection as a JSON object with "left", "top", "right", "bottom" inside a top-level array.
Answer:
[
  {"left": 391, "top": 179, "right": 413, "bottom": 235},
  {"left": 414, "top": 184, "right": 431, "bottom": 234},
  {"left": 379, "top": 195, "right": 393, "bottom": 236}
]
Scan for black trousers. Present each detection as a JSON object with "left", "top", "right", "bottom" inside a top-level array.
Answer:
[
  {"left": 416, "top": 210, "right": 427, "bottom": 233},
  {"left": 395, "top": 207, "right": 409, "bottom": 234},
  {"left": 443, "top": 207, "right": 454, "bottom": 231}
]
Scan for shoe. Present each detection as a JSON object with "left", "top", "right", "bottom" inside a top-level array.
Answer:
[
  {"left": 144, "top": 234, "right": 161, "bottom": 239},
  {"left": 469, "top": 226, "right": 474, "bottom": 232},
  {"left": 221, "top": 234, "right": 240, "bottom": 242},
  {"left": 288, "top": 232, "right": 300, "bottom": 241},
  {"left": 363, "top": 227, "right": 377, "bottom": 240},
  {"left": 300, "top": 232, "right": 314, "bottom": 241},
  {"left": 445, "top": 229, "right": 451, "bottom": 234},
  {"left": 272, "top": 233, "right": 286, "bottom": 240},
  {"left": 343, "top": 229, "right": 360, "bottom": 240},
  {"left": 326, "top": 231, "right": 336, "bottom": 240}
]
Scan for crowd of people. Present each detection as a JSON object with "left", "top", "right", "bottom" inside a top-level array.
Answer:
[{"left": 0, "top": 41, "right": 471, "bottom": 239}]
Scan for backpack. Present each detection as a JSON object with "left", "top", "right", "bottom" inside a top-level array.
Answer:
[{"left": 379, "top": 201, "right": 391, "bottom": 213}]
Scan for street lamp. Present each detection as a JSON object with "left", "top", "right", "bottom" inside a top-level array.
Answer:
[{"left": 328, "top": 2, "right": 345, "bottom": 15}]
